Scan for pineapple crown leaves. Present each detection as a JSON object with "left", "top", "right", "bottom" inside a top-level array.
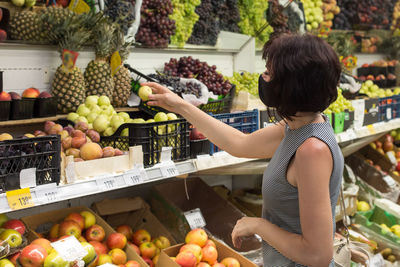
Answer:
[
  {"left": 93, "top": 17, "right": 117, "bottom": 59},
  {"left": 111, "top": 26, "right": 133, "bottom": 62}
]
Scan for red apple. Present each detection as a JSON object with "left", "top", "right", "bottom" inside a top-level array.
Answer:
[
  {"left": 125, "top": 260, "right": 140, "bottom": 267},
  {"left": 132, "top": 229, "right": 151, "bottom": 246},
  {"left": 198, "top": 263, "right": 211, "bottom": 267},
  {"left": 185, "top": 228, "right": 208, "bottom": 247},
  {"left": 0, "top": 29, "right": 6, "bottom": 43},
  {"left": 31, "top": 238, "right": 52, "bottom": 254},
  {"left": 108, "top": 248, "right": 127, "bottom": 265},
  {"left": 20, "top": 244, "right": 48, "bottom": 267},
  {"left": 65, "top": 213, "right": 85, "bottom": 230},
  {"left": 116, "top": 225, "right": 133, "bottom": 240},
  {"left": 204, "top": 240, "right": 216, "bottom": 248},
  {"left": 212, "top": 263, "right": 225, "bottom": 267},
  {"left": 180, "top": 244, "right": 202, "bottom": 263},
  {"left": 89, "top": 240, "right": 108, "bottom": 255},
  {"left": 86, "top": 129, "right": 100, "bottom": 143},
  {"left": 0, "top": 8, "right": 2, "bottom": 22},
  {"left": 86, "top": 224, "right": 106, "bottom": 242},
  {"left": 0, "top": 91, "right": 11, "bottom": 101},
  {"left": 153, "top": 235, "right": 171, "bottom": 249},
  {"left": 142, "top": 257, "right": 154, "bottom": 267},
  {"left": 3, "top": 219, "right": 25, "bottom": 235},
  {"left": 8, "top": 252, "right": 20, "bottom": 265},
  {"left": 220, "top": 257, "right": 240, "bottom": 267},
  {"left": 107, "top": 233, "right": 127, "bottom": 250},
  {"left": 375, "top": 141, "right": 383, "bottom": 149},
  {"left": 127, "top": 242, "right": 140, "bottom": 255},
  {"left": 38, "top": 92, "right": 52, "bottom": 98},
  {"left": 201, "top": 244, "right": 218, "bottom": 265},
  {"left": 56, "top": 0, "right": 69, "bottom": 7},
  {"left": 22, "top": 88, "right": 40, "bottom": 98},
  {"left": 48, "top": 124, "right": 63, "bottom": 135},
  {"left": 175, "top": 251, "right": 197, "bottom": 267},
  {"left": 383, "top": 140, "right": 394, "bottom": 153},
  {"left": 9, "top": 92, "right": 21, "bottom": 100},
  {"left": 71, "top": 129, "right": 86, "bottom": 139},
  {"left": 190, "top": 128, "right": 206, "bottom": 140},
  {"left": 58, "top": 220, "right": 81, "bottom": 239},
  {"left": 71, "top": 137, "right": 87, "bottom": 148},
  {"left": 139, "top": 242, "right": 157, "bottom": 259}
]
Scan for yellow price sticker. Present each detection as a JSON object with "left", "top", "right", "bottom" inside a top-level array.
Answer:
[
  {"left": 367, "top": 125, "right": 376, "bottom": 134},
  {"left": 110, "top": 51, "right": 122, "bottom": 77},
  {"left": 6, "top": 188, "right": 34, "bottom": 210},
  {"left": 68, "top": 0, "right": 90, "bottom": 14}
]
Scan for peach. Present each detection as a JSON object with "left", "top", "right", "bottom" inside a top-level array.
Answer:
[
  {"left": 185, "top": 229, "right": 208, "bottom": 248},
  {"left": 102, "top": 147, "right": 115, "bottom": 158},
  {"left": 75, "top": 121, "right": 89, "bottom": 132},
  {"left": 114, "top": 149, "right": 123, "bottom": 156},
  {"left": 80, "top": 143, "right": 103, "bottom": 161},
  {"left": 72, "top": 129, "right": 86, "bottom": 139},
  {"left": 34, "top": 130, "right": 46, "bottom": 137},
  {"left": 22, "top": 88, "right": 40, "bottom": 98},
  {"left": 66, "top": 148, "right": 80, "bottom": 158},
  {"left": 220, "top": 258, "right": 240, "bottom": 267},
  {"left": 180, "top": 244, "right": 202, "bottom": 263},
  {"left": 201, "top": 245, "right": 218, "bottom": 265},
  {"left": 72, "top": 137, "right": 87, "bottom": 148},
  {"left": 63, "top": 126, "right": 74, "bottom": 135},
  {"left": 44, "top": 121, "right": 55, "bottom": 134},
  {"left": 86, "top": 129, "right": 100, "bottom": 143},
  {"left": 62, "top": 136, "right": 72, "bottom": 150},
  {"left": 60, "top": 130, "right": 69, "bottom": 140},
  {"left": 176, "top": 251, "right": 197, "bottom": 267},
  {"left": 48, "top": 124, "right": 63, "bottom": 135}
]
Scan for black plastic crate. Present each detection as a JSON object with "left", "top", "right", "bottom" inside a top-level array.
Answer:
[
  {"left": 100, "top": 111, "right": 190, "bottom": 167},
  {"left": 0, "top": 135, "right": 61, "bottom": 192},
  {"left": 34, "top": 97, "right": 57, "bottom": 118},
  {"left": 198, "top": 85, "right": 236, "bottom": 114},
  {"left": 190, "top": 139, "right": 210, "bottom": 158},
  {"left": 10, "top": 98, "right": 35, "bottom": 120},
  {"left": 0, "top": 101, "right": 10, "bottom": 121}
]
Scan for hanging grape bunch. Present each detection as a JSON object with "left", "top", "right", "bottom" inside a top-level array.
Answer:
[
  {"left": 104, "top": 0, "right": 136, "bottom": 35},
  {"left": 267, "top": 0, "right": 290, "bottom": 40},
  {"left": 135, "top": 0, "right": 176, "bottom": 48},
  {"left": 148, "top": 73, "right": 203, "bottom": 97},
  {"left": 214, "top": 0, "right": 240, "bottom": 33},
  {"left": 188, "top": 0, "right": 220, "bottom": 46},
  {"left": 169, "top": 0, "right": 201, "bottom": 48},
  {"left": 163, "top": 56, "right": 232, "bottom": 96}
]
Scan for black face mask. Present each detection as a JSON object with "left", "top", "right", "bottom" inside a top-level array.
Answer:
[{"left": 258, "top": 74, "right": 277, "bottom": 108}]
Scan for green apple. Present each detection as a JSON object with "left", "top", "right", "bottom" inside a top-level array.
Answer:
[
  {"left": 87, "top": 113, "right": 98, "bottom": 123},
  {"left": 81, "top": 242, "right": 96, "bottom": 264},
  {"left": 86, "top": 95, "right": 99, "bottom": 106},
  {"left": 0, "top": 259, "right": 14, "bottom": 267},
  {"left": 77, "top": 104, "right": 91, "bottom": 117},
  {"left": 88, "top": 123, "right": 93, "bottom": 130},
  {"left": 154, "top": 112, "right": 168, "bottom": 122},
  {"left": 103, "top": 127, "right": 115, "bottom": 136},
  {"left": 118, "top": 112, "right": 130, "bottom": 122},
  {"left": 132, "top": 118, "right": 146, "bottom": 123},
  {"left": 311, "top": 21, "right": 319, "bottom": 29},
  {"left": 88, "top": 104, "right": 102, "bottom": 114},
  {"left": 24, "top": 0, "right": 35, "bottom": 7},
  {"left": 167, "top": 113, "right": 178, "bottom": 120},
  {"left": 0, "top": 214, "right": 8, "bottom": 227},
  {"left": 111, "top": 115, "right": 124, "bottom": 128},
  {"left": 127, "top": 119, "right": 135, "bottom": 123},
  {"left": 112, "top": 121, "right": 124, "bottom": 132},
  {"left": 11, "top": 0, "right": 25, "bottom": 7},
  {"left": 76, "top": 116, "right": 89, "bottom": 124},
  {"left": 98, "top": 96, "right": 111, "bottom": 106},
  {"left": 67, "top": 112, "right": 80, "bottom": 122},
  {"left": 101, "top": 106, "right": 114, "bottom": 117},
  {"left": 121, "top": 128, "right": 129, "bottom": 137},
  {"left": 365, "top": 80, "right": 373, "bottom": 88},
  {"left": 138, "top": 86, "right": 153, "bottom": 101},
  {"left": 146, "top": 119, "right": 155, "bottom": 123},
  {"left": 44, "top": 250, "right": 69, "bottom": 267},
  {"left": 93, "top": 115, "right": 110, "bottom": 133},
  {"left": 0, "top": 229, "right": 22, "bottom": 248}
]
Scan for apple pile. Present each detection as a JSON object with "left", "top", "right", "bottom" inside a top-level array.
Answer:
[
  {"left": 301, "top": 0, "right": 324, "bottom": 31},
  {"left": 359, "top": 80, "right": 398, "bottom": 98},
  {"left": 171, "top": 228, "right": 241, "bottom": 267},
  {"left": 115, "top": 225, "right": 171, "bottom": 267},
  {"left": 0, "top": 214, "right": 26, "bottom": 254},
  {"left": 367, "top": 133, "right": 400, "bottom": 174},
  {"left": 10, "top": 0, "right": 36, "bottom": 7},
  {"left": 324, "top": 88, "right": 354, "bottom": 115},
  {"left": 0, "top": 88, "right": 52, "bottom": 102}
]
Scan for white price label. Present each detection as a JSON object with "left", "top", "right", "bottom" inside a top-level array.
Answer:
[
  {"left": 123, "top": 169, "right": 143, "bottom": 185},
  {"left": 184, "top": 208, "right": 206, "bottom": 229},
  {"left": 383, "top": 175, "right": 397, "bottom": 188},
  {"left": 35, "top": 183, "right": 59, "bottom": 204},
  {"left": 96, "top": 177, "right": 117, "bottom": 191},
  {"left": 51, "top": 236, "right": 87, "bottom": 262},
  {"left": 160, "top": 162, "right": 179, "bottom": 177},
  {"left": 20, "top": 168, "right": 37, "bottom": 188},
  {"left": 386, "top": 152, "right": 397, "bottom": 165},
  {"left": 387, "top": 108, "right": 392, "bottom": 120}
]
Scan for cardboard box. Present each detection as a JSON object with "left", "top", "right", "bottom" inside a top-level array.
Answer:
[
  {"left": 92, "top": 197, "right": 176, "bottom": 246},
  {"left": 150, "top": 178, "right": 261, "bottom": 253},
  {"left": 158, "top": 238, "right": 257, "bottom": 267},
  {"left": 21, "top": 206, "right": 147, "bottom": 266}
]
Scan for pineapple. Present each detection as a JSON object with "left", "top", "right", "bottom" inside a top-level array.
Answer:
[
  {"left": 43, "top": 12, "right": 92, "bottom": 113},
  {"left": 111, "top": 28, "right": 133, "bottom": 107},
  {"left": 84, "top": 17, "right": 116, "bottom": 99},
  {"left": 39, "top": 6, "right": 75, "bottom": 44},
  {"left": 9, "top": 11, "right": 47, "bottom": 42}
]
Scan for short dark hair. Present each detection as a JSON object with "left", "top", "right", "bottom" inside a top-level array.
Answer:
[{"left": 261, "top": 33, "right": 341, "bottom": 120}]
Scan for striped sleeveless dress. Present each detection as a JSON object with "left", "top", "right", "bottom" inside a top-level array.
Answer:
[{"left": 262, "top": 116, "right": 343, "bottom": 266}]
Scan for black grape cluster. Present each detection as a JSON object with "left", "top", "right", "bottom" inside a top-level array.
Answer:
[
  {"left": 188, "top": 0, "right": 220, "bottom": 46},
  {"left": 104, "top": 0, "right": 136, "bottom": 35},
  {"left": 163, "top": 56, "right": 232, "bottom": 95},
  {"left": 215, "top": 0, "right": 240, "bottom": 33},
  {"left": 148, "top": 74, "right": 202, "bottom": 97},
  {"left": 135, "top": 0, "right": 176, "bottom": 48}
]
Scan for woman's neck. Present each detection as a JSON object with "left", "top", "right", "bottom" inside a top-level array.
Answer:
[{"left": 286, "top": 112, "right": 323, "bottom": 130}]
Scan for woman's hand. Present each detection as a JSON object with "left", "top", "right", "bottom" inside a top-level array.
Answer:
[
  {"left": 141, "top": 82, "right": 188, "bottom": 115},
  {"left": 231, "top": 217, "right": 262, "bottom": 248}
]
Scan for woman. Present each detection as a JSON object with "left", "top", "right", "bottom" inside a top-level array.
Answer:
[{"left": 142, "top": 33, "right": 343, "bottom": 267}]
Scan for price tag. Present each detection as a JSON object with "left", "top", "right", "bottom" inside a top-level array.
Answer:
[
  {"left": 369, "top": 253, "right": 385, "bottom": 267},
  {"left": 110, "top": 52, "right": 122, "bottom": 77},
  {"left": 160, "top": 147, "right": 173, "bottom": 163},
  {"left": 68, "top": 0, "right": 90, "bottom": 14},
  {"left": 51, "top": 236, "right": 87, "bottom": 262},
  {"left": 387, "top": 108, "right": 393, "bottom": 120},
  {"left": 383, "top": 175, "right": 397, "bottom": 189},
  {"left": 184, "top": 208, "right": 206, "bottom": 229},
  {"left": 123, "top": 169, "right": 143, "bottom": 186},
  {"left": 20, "top": 168, "right": 36, "bottom": 189},
  {"left": 96, "top": 176, "right": 117, "bottom": 191},
  {"left": 6, "top": 188, "right": 34, "bottom": 210},
  {"left": 160, "top": 161, "right": 179, "bottom": 178},
  {"left": 65, "top": 162, "right": 76, "bottom": 184},
  {"left": 386, "top": 152, "right": 397, "bottom": 165},
  {"left": 35, "top": 183, "right": 59, "bottom": 204},
  {"left": 367, "top": 125, "right": 376, "bottom": 134}
]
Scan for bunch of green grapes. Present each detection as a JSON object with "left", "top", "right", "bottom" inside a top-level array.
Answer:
[
  {"left": 226, "top": 72, "right": 260, "bottom": 97},
  {"left": 301, "top": 0, "right": 323, "bottom": 31},
  {"left": 237, "top": 0, "right": 273, "bottom": 48},
  {"left": 169, "top": 0, "right": 201, "bottom": 48},
  {"left": 325, "top": 88, "right": 354, "bottom": 114}
]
